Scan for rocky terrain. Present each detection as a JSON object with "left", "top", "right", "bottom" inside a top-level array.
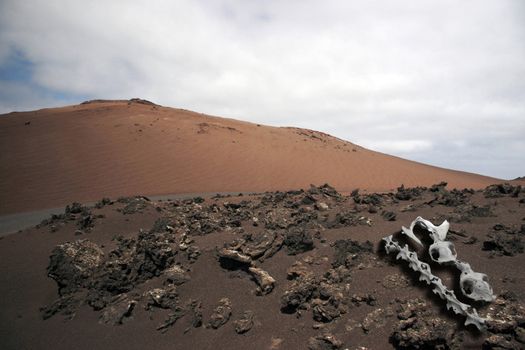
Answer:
[{"left": 0, "top": 182, "right": 524, "bottom": 349}]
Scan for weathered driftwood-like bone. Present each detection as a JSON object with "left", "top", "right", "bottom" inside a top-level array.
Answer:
[
  {"left": 429, "top": 241, "right": 457, "bottom": 263},
  {"left": 457, "top": 262, "right": 494, "bottom": 302},
  {"left": 400, "top": 216, "right": 495, "bottom": 302},
  {"left": 384, "top": 216, "right": 496, "bottom": 330},
  {"left": 401, "top": 216, "right": 449, "bottom": 245},
  {"left": 383, "top": 236, "right": 486, "bottom": 330}
]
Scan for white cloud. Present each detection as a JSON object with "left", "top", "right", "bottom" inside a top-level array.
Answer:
[
  {"left": 364, "top": 140, "right": 433, "bottom": 154},
  {"left": 0, "top": 0, "right": 524, "bottom": 179}
]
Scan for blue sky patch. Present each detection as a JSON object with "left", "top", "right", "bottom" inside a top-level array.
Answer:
[{"left": 0, "top": 49, "right": 34, "bottom": 82}]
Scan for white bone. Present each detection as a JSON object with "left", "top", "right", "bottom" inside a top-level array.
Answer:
[
  {"left": 383, "top": 217, "right": 496, "bottom": 330},
  {"left": 416, "top": 217, "right": 449, "bottom": 241},
  {"left": 401, "top": 225, "right": 423, "bottom": 246},
  {"left": 401, "top": 217, "right": 450, "bottom": 246},
  {"left": 429, "top": 241, "right": 457, "bottom": 263},
  {"left": 383, "top": 235, "right": 486, "bottom": 330},
  {"left": 459, "top": 270, "right": 495, "bottom": 302}
]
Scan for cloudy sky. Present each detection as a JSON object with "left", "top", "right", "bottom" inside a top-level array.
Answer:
[{"left": 1, "top": 0, "right": 524, "bottom": 179}]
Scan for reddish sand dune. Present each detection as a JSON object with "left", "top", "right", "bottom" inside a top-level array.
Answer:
[{"left": 0, "top": 99, "right": 503, "bottom": 214}]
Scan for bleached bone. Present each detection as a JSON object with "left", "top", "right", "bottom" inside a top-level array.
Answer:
[
  {"left": 383, "top": 235, "right": 487, "bottom": 330},
  {"left": 416, "top": 216, "right": 450, "bottom": 241},
  {"left": 401, "top": 216, "right": 449, "bottom": 246},
  {"left": 457, "top": 262, "right": 495, "bottom": 302},
  {"left": 429, "top": 241, "right": 457, "bottom": 263},
  {"left": 398, "top": 216, "right": 495, "bottom": 303},
  {"left": 401, "top": 225, "right": 423, "bottom": 246}
]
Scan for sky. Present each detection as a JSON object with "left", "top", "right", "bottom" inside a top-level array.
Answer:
[{"left": 0, "top": 0, "right": 524, "bottom": 180}]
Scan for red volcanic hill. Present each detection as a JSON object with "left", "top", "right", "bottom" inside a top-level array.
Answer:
[{"left": 0, "top": 99, "right": 502, "bottom": 214}]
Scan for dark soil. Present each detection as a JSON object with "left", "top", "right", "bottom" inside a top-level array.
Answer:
[{"left": 1, "top": 183, "right": 524, "bottom": 349}]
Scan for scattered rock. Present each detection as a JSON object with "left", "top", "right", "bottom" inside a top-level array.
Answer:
[
  {"left": 144, "top": 286, "right": 179, "bottom": 310},
  {"left": 315, "top": 202, "right": 329, "bottom": 211},
  {"left": 307, "top": 333, "right": 343, "bottom": 350},
  {"left": 350, "top": 293, "right": 377, "bottom": 307},
  {"left": 483, "top": 296, "right": 525, "bottom": 349},
  {"left": 99, "top": 295, "right": 136, "bottom": 325},
  {"left": 362, "top": 307, "right": 393, "bottom": 333},
  {"left": 463, "top": 236, "right": 478, "bottom": 245},
  {"left": 47, "top": 240, "right": 104, "bottom": 294},
  {"left": 368, "top": 205, "right": 378, "bottom": 214},
  {"left": 468, "top": 205, "right": 494, "bottom": 218},
  {"left": 164, "top": 265, "right": 190, "bottom": 285},
  {"left": 240, "top": 230, "right": 281, "bottom": 260},
  {"left": 382, "top": 274, "right": 410, "bottom": 289},
  {"left": 77, "top": 211, "right": 96, "bottom": 231},
  {"left": 208, "top": 298, "right": 232, "bottom": 329},
  {"left": 118, "top": 196, "right": 150, "bottom": 214},
  {"left": 352, "top": 190, "right": 384, "bottom": 206},
  {"left": 157, "top": 306, "right": 186, "bottom": 333},
  {"left": 185, "top": 245, "right": 201, "bottom": 263},
  {"left": 312, "top": 298, "right": 342, "bottom": 322},
  {"left": 286, "top": 261, "right": 311, "bottom": 280},
  {"left": 395, "top": 185, "right": 424, "bottom": 201},
  {"left": 400, "top": 204, "right": 418, "bottom": 212},
  {"left": 301, "top": 194, "right": 317, "bottom": 205},
  {"left": 94, "top": 197, "right": 113, "bottom": 209},
  {"left": 434, "top": 188, "right": 472, "bottom": 207},
  {"left": 38, "top": 184, "right": 523, "bottom": 348},
  {"left": 40, "top": 295, "right": 79, "bottom": 320},
  {"left": 381, "top": 211, "right": 397, "bottom": 221},
  {"left": 484, "top": 183, "right": 521, "bottom": 198},
  {"left": 332, "top": 239, "right": 373, "bottom": 268},
  {"left": 317, "top": 184, "right": 341, "bottom": 199},
  {"left": 329, "top": 212, "right": 371, "bottom": 228},
  {"left": 283, "top": 228, "right": 314, "bottom": 255},
  {"left": 280, "top": 264, "right": 346, "bottom": 321},
  {"left": 390, "top": 299, "right": 455, "bottom": 349},
  {"left": 150, "top": 217, "right": 174, "bottom": 233},
  {"left": 281, "top": 275, "right": 319, "bottom": 313},
  {"left": 430, "top": 181, "right": 448, "bottom": 192},
  {"left": 38, "top": 202, "right": 98, "bottom": 232},
  {"left": 483, "top": 334, "right": 520, "bottom": 350},
  {"left": 323, "top": 266, "right": 352, "bottom": 284},
  {"left": 483, "top": 229, "right": 524, "bottom": 256},
  {"left": 188, "top": 299, "right": 203, "bottom": 328},
  {"left": 45, "top": 227, "right": 178, "bottom": 319},
  {"left": 449, "top": 204, "right": 495, "bottom": 222},
  {"left": 65, "top": 202, "right": 85, "bottom": 215},
  {"left": 234, "top": 310, "right": 255, "bottom": 334},
  {"left": 104, "top": 230, "right": 178, "bottom": 288},
  {"left": 270, "top": 337, "right": 284, "bottom": 349}
]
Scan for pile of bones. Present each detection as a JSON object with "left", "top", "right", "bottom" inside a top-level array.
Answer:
[{"left": 383, "top": 216, "right": 495, "bottom": 331}]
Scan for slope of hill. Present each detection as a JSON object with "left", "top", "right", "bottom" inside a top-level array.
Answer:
[{"left": 0, "top": 99, "right": 502, "bottom": 214}]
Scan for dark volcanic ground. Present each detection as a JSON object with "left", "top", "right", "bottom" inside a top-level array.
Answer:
[{"left": 0, "top": 183, "right": 524, "bottom": 350}]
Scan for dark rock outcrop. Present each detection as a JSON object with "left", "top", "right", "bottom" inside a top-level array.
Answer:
[{"left": 47, "top": 240, "right": 104, "bottom": 294}]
